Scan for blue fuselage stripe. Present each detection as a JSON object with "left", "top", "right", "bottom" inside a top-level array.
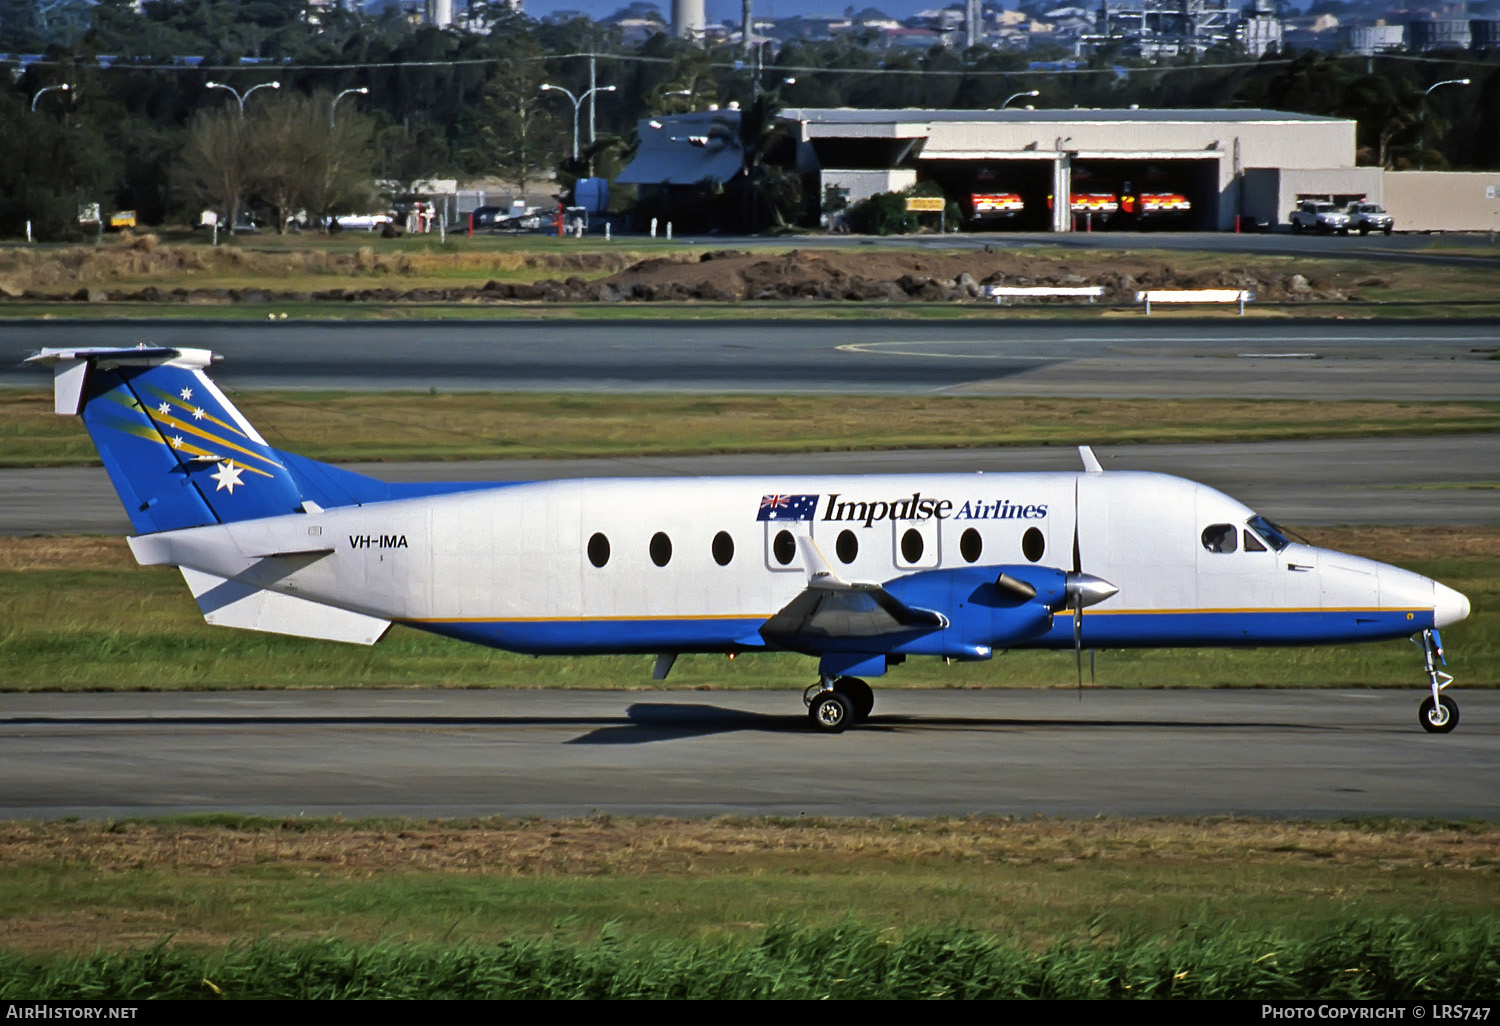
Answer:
[{"left": 405, "top": 608, "right": 1434, "bottom": 656}]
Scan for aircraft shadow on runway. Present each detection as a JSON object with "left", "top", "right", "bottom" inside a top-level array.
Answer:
[
  {"left": 565, "top": 702, "right": 1335, "bottom": 745},
  {"left": 1, "top": 707, "right": 1338, "bottom": 745}
]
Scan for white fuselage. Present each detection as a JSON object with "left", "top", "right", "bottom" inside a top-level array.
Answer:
[{"left": 128, "top": 469, "right": 1468, "bottom": 661}]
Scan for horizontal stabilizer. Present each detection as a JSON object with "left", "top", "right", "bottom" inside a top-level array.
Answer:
[{"left": 179, "top": 567, "right": 389, "bottom": 645}]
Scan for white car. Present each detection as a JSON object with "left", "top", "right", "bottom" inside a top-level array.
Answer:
[
  {"left": 1289, "top": 200, "right": 1350, "bottom": 235},
  {"left": 326, "top": 213, "right": 394, "bottom": 231}
]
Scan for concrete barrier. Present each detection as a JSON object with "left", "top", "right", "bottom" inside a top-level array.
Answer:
[
  {"left": 1135, "top": 289, "right": 1254, "bottom": 315},
  {"left": 986, "top": 285, "right": 1107, "bottom": 304}
]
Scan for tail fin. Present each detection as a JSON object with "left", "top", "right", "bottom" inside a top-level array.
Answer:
[{"left": 28, "top": 346, "right": 308, "bottom": 534}]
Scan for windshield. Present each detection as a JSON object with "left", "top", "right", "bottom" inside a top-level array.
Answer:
[
  {"left": 1313, "top": 203, "right": 1336, "bottom": 213},
  {"left": 1246, "top": 515, "right": 1292, "bottom": 551}
]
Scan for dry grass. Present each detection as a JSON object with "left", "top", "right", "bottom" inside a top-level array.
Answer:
[
  {"left": 4, "top": 816, "right": 1495, "bottom": 877},
  {"left": 0, "top": 238, "right": 655, "bottom": 293}
]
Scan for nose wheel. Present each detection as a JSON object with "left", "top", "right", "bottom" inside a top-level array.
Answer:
[
  {"left": 803, "top": 676, "right": 875, "bottom": 733},
  {"left": 1419, "top": 695, "right": 1459, "bottom": 734},
  {"left": 1413, "top": 629, "right": 1459, "bottom": 734}
]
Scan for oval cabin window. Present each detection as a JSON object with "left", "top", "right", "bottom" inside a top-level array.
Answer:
[
  {"left": 587, "top": 533, "right": 610, "bottom": 568},
  {"left": 1022, "top": 527, "right": 1045, "bottom": 563},
  {"left": 712, "top": 531, "right": 734, "bottom": 566},
  {"left": 773, "top": 530, "right": 796, "bottom": 566},
  {"left": 901, "top": 528, "right": 924, "bottom": 563},
  {"left": 960, "top": 528, "right": 982, "bottom": 563},
  {"left": 836, "top": 530, "right": 859, "bottom": 563},
  {"left": 650, "top": 532, "right": 673, "bottom": 566}
]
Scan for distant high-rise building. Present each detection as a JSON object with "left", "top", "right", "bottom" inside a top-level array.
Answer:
[{"left": 674, "top": 0, "right": 707, "bottom": 40}]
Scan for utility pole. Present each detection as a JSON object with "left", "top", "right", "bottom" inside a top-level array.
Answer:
[
  {"left": 743, "top": 0, "right": 753, "bottom": 58},
  {"left": 588, "top": 53, "right": 597, "bottom": 150}
]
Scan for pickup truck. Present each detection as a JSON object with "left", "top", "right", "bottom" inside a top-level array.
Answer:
[
  {"left": 1345, "top": 201, "right": 1394, "bottom": 236},
  {"left": 1289, "top": 200, "right": 1350, "bottom": 235}
]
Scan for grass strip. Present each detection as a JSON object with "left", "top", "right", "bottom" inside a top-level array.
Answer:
[
  {"left": 1, "top": 528, "right": 1495, "bottom": 690},
  {"left": 2, "top": 816, "right": 1495, "bottom": 957},
  {"left": 1, "top": 920, "right": 1496, "bottom": 999},
  {"left": 6, "top": 391, "right": 1500, "bottom": 467}
]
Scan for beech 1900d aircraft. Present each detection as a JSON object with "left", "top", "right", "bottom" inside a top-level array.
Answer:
[{"left": 28, "top": 345, "right": 1474, "bottom": 734}]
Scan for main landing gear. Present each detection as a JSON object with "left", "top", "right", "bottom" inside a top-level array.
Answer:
[
  {"left": 1413, "top": 629, "right": 1459, "bottom": 734},
  {"left": 804, "top": 676, "right": 875, "bottom": 733}
]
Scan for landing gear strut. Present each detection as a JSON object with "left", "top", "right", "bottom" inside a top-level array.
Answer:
[
  {"left": 803, "top": 676, "right": 875, "bottom": 733},
  {"left": 1413, "top": 629, "right": 1458, "bottom": 734}
]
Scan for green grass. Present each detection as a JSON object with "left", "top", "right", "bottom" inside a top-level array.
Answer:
[
  {"left": 1, "top": 553, "right": 1494, "bottom": 690},
  {"left": 0, "top": 919, "right": 1495, "bottom": 999},
  {"left": 7, "top": 390, "right": 1500, "bottom": 467}
]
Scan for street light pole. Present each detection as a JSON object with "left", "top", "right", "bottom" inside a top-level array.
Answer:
[
  {"left": 205, "top": 80, "right": 281, "bottom": 118},
  {"left": 1419, "top": 78, "right": 1470, "bottom": 172},
  {"left": 1001, "top": 89, "right": 1040, "bottom": 109},
  {"left": 540, "top": 83, "right": 617, "bottom": 165},
  {"left": 331, "top": 86, "right": 369, "bottom": 127},
  {"left": 30, "top": 83, "right": 71, "bottom": 112}
]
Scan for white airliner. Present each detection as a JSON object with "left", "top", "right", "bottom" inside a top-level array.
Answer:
[{"left": 28, "top": 345, "right": 1472, "bottom": 733}]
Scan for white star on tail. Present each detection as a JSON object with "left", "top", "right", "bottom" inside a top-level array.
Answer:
[
  {"left": 157, "top": 402, "right": 171, "bottom": 415},
  {"left": 211, "top": 461, "right": 244, "bottom": 494},
  {"left": 180, "top": 387, "right": 194, "bottom": 400},
  {"left": 192, "top": 407, "right": 205, "bottom": 420}
]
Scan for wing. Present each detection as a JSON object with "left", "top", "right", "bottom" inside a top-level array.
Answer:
[{"left": 759, "top": 536, "right": 948, "bottom": 650}]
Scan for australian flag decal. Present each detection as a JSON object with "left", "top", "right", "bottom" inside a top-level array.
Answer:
[{"left": 757, "top": 494, "right": 819, "bottom": 522}]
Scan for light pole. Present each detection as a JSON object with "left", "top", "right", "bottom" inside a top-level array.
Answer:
[
  {"left": 1419, "top": 78, "right": 1469, "bottom": 171},
  {"left": 30, "top": 83, "right": 71, "bottom": 112},
  {"left": 205, "top": 80, "right": 281, "bottom": 118},
  {"left": 331, "top": 87, "right": 368, "bottom": 127},
  {"left": 1002, "top": 89, "right": 1040, "bottom": 109},
  {"left": 539, "top": 83, "right": 616, "bottom": 164}
]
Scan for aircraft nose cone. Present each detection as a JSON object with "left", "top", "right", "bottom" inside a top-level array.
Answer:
[{"left": 1434, "top": 582, "right": 1471, "bottom": 628}]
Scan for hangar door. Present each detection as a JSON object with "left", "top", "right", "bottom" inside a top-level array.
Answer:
[
  {"left": 1066, "top": 157, "right": 1220, "bottom": 232},
  {"left": 919, "top": 159, "right": 1056, "bottom": 232}
]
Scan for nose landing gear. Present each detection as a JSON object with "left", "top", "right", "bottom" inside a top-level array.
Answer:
[
  {"left": 803, "top": 676, "right": 875, "bottom": 733},
  {"left": 1413, "top": 629, "right": 1458, "bottom": 734}
]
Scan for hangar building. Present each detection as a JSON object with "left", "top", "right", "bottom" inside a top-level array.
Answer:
[
  {"left": 780, "top": 107, "right": 1355, "bottom": 232},
  {"left": 617, "top": 107, "right": 1500, "bottom": 232}
]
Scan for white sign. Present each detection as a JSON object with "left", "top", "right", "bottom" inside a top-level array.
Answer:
[
  {"left": 1486, "top": 185, "right": 1499, "bottom": 200},
  {"left": 77, "top": 203, "right": 100, "bottom": 224}
]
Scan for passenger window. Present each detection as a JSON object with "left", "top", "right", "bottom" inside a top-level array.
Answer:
[
  {"left": 712, "top": 531, "right": 734, "bottom": 566},
  {"left": 1243, "top": 529, "right": 1267, "bottom": 553},
  {"left": 900, "top": 528, "right": 924, "bottom": 564},
  {"left": 1201, "top": 524, "right": 1238, "bottom": 554},
  {"left": 960, "top": 528, "right": 982, "bottom": 563},
  {"left": 587, "top": 533, "right": 610, "bottom": 568},
  {"left": 650, "top": 532, "right": 672, "bottom": 567},
  {"left": 836, "top": 529, "right": 858, "bottom": 564},
  {"left": 772, "top": 530, "right": 796, "bottom": 566},
  {"left": 1022, "top": 526, "right": 1045, "bottom": 563}
]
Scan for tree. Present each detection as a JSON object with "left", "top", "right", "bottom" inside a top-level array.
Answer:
[
  {"left": 174, "top": 107, "right": 249, "bottom": 232},
  {"left": 0, "top": 89, "right": 112, "bottom": 239},
  {"left": 244, "top": 91, "right": 374, "bottom": 233}
]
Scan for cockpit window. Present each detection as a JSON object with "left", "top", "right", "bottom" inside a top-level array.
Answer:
[
  {"left": 1246, "top": 515, "right": 1291, "bottom": 551},
  {"left": 1202, "top": 524, "right": 1238, "bottom": 553},
  {"left": 1243, "top": 529, "right": 1267, "bottom": 552}
]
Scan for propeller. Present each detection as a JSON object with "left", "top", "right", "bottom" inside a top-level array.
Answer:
[{"left": 1065, "top": 477, "right": 1119, "bottom": 698}]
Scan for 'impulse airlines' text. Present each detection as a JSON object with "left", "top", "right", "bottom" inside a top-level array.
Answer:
[{"left": 823, "top": 493, "right": 1048, "bottom": 528}]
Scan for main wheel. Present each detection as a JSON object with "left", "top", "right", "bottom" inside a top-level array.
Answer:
[
  {"left": 833, "top": 676, "right": 875, "bottom": 722},
  {"left": 809, "top": 691, "right": 854, "bottom": 733},
  {"left": 1419, "top": 695, "right": 1459, "bottom": 734}
]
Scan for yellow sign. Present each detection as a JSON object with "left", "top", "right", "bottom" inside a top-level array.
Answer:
[{"left": 905, "top": 197, "right": 945, "bottom": 212}]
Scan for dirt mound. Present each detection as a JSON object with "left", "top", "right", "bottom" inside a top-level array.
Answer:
[{"left": 0, "top": 243, "right": 1361, "bottom": 305}]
